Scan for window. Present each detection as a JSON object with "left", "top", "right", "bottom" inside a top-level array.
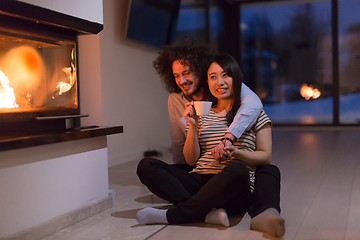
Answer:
[
  {"left": 175, "top": 0, "right": 226, "bottom": 52},
  {"left": 339, "top": 0, "right": 360, "bottom": 124},
  {"left": 175, "top": 0, "right": 208, "bottom": 44},
  {"left": 240, "top": 0, "right": 332, "bottom": 124},
  {"left": 173, "top": 0, "right": 360, "bottom": 126}
]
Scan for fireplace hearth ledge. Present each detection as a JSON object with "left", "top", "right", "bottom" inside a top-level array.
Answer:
[{"left": 0, "top": 125, "right": 124, "bottom": 152}]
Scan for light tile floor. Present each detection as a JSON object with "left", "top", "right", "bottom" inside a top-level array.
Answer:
[{"left": 42, "top": 128, "right": 360, "bottom": 240}]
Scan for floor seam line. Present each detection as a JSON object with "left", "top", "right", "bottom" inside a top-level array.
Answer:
[{"left": 144, "top": 225, "right": 168, "bottom": 240}]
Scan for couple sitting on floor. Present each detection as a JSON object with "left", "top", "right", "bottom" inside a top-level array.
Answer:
[{"left": 136, "top": 42, "right": 285, "bottom": 238}]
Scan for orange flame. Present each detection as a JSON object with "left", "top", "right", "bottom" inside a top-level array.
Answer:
[
  {"left": 300, "top": 84, "right": 321, "bottom": 100},
  {"left": 0, "top": 70, "right": 18, "bottom": 108},
  {"left": 55, "top": 48, "right": 76, "bottom": 96}
]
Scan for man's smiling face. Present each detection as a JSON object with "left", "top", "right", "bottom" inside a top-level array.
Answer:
[{"left": 172, "top": 60, "right": 200, "bottom": 97}]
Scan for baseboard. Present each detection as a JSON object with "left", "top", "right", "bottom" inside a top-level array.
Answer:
[
  {"left": 108, "top": 150, "right": 143, "bottom": 167},
  {"left": 3, "top": 195, "right": 113, "bottom": 240}
]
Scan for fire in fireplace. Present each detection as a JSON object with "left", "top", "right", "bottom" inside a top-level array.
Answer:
[
  {"left": 0, "top": 0, "right": 102, "bottom": 136},
  {"left": 0, "top": 33, "right": 78, "bottom": 112}
]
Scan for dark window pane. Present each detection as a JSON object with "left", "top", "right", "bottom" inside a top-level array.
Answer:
[
  {"left": 241, "top": 0, "right": 332, "bottom": 124},
  {"left": 209, "top": 0, "right": 224, "bottom": 50},
  {"left": 175, "top": 0, "right": 207, "bottom": 44},
  {"left": 339, "top": 0, "right": 360, "bottom": 124}
]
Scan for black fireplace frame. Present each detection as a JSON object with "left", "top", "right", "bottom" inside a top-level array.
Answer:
[{"left": 0, "top": 0, "right": 103, "bottom": 136}]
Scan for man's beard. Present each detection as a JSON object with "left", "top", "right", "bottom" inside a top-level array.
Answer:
[{"left": 183, "top": 83, "right": 202, "bottom": 100}]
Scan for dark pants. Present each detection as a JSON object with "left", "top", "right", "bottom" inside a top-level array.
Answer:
[
  {"left": 248, "top": 164, "right": 281, "bottom": 217},
  {"left": 137, "top": 158, "right": 251, "bottom": 224}
]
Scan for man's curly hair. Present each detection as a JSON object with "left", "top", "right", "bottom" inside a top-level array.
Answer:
[{"left": 153, "top": 40, "right": 213, "bottom": 93}]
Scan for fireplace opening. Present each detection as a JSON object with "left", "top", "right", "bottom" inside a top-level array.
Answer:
[{"left": 0, "top": 33, "right": 78, "bottom": 113}]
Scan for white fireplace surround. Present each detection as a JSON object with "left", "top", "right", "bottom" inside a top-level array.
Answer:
[
  {"left": 19, "top": 0, "right": 103, "bottom": 24},
  {"left": 0, "top": 1, "right": 110, "bottom": 239},
  {"left": 0, "top": 137, "right": 112, "bottom": 239}
]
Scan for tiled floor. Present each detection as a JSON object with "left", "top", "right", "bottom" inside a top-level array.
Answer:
[{"left": 42, "top": 128, "right": 360, "bottom": 240}]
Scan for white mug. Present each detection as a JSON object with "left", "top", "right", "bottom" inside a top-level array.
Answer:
[{"left": 193, "top": 101, "right": 212, "bottom": 116}]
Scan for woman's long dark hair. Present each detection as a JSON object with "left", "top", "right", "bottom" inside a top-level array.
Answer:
[{"left": 206, "top": 52, "right": 243, "bottom": 125}]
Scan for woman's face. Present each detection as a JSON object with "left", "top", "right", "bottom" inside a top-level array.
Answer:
[{"left": 207, "top": 62, "right": 233, "bottom": 100}]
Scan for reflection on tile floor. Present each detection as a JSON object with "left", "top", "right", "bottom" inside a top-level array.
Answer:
[{"left": 43, "top": 128, "right": 360, "bottom": 240}]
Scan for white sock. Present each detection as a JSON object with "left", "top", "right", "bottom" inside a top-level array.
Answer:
[
  {"left": 136, "top": 207, "right": 168, "bottom": 225},
  {"left": 205, "top": 208, "right": 229, "bottom": 227},
  {"left": 250, "top": 208, "right": 285, "bottom": 237}
]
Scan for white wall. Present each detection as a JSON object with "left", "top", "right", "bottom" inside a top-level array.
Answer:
[
  {"left": 0, "top": 137, "right": 109, "bottom": 237},
  {"left": 98, "top": 0, "right": 171, "bottom": 166},
  {"left": 78, "top": 34, "right": 103, "bottom": 127},
  {"left": 18, "top": 0, "right": 103, "bottom": 23}
]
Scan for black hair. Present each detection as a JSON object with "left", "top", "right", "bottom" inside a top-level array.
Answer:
[
  {"left": 207, "top": 52, "right": 243, "bottom": 125},
  {"left": 153, "top": 40, "right": 213, "bottom": 95}
]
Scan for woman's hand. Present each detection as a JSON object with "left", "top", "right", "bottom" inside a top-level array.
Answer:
[
  {"left": 211, "top": 147, "right": 228, "bottom": 163},
  {"left": 211, "top": 136, "right": 234, "bottom": 162},
  {"left": 183, "top": 101, "right": 200, "bottom": 166},
  {"left": 183, "top": 101, "right": 196, "bottom": 126},
  {"left": 223, "top": 123, "right": 272, "bottom": 166},
  {"left": 224, "top": 145, "right": 237, "bottom": 158}
]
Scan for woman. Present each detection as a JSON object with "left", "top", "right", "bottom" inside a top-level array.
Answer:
[{"left": 136, "top": 53, "right": 284, "bottom": 237}]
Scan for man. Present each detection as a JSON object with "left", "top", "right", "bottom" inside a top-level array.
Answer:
[{"left": 151, "top": 41, "right": 285, "bottom": 237}]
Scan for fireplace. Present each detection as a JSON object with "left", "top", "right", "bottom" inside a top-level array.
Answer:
[
  {"left": 0, "top": 2, "right": 123, "bottom": 239},
  {"left": 0, "top": 0, "right": 122, "bottom": 150},
  {"left": 0, "top": 0, "right": 102, "bottom": 136},
  {"left": 0, "top": 31, "right": 81, "bottom": 133}
]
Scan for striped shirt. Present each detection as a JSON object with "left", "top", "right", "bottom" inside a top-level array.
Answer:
[{"left": 187, "top": 110, "right": 271, "bottom": 191}]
